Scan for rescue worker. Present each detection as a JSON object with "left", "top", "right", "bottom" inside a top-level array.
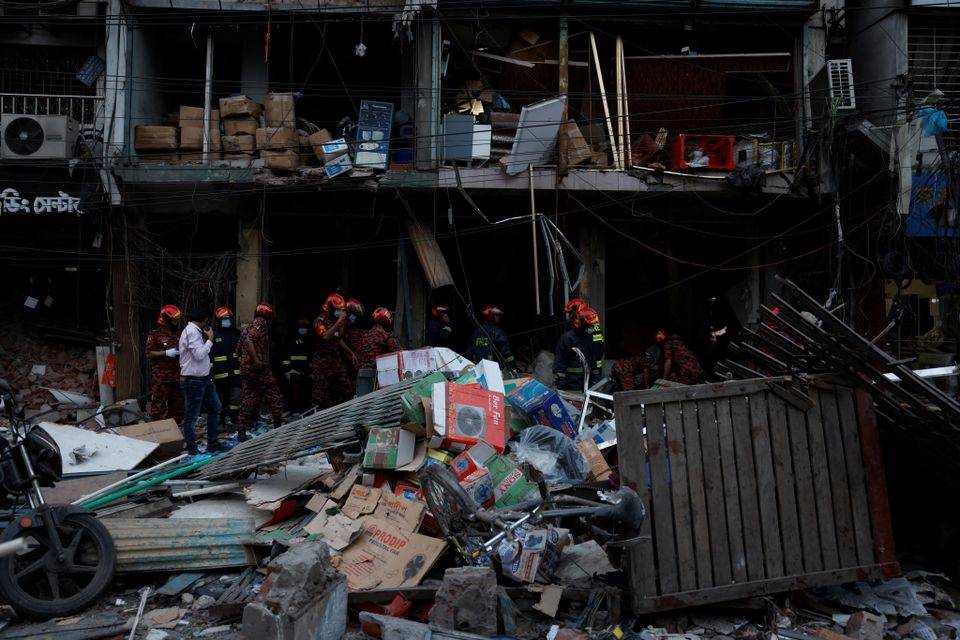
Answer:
[
  {"left": 210, "top": 306, "right": 241, "bottom": 427},
  {"left": 425, "top": 304, "right": 454, "bottom": 349},
  {"left": 312, "top": 293, "right": 356, "bottom": 409},
  {"left": 659, "top": 329, "right": 704, "bottom": 385},
  {"left": 238, "top": 302, "right": 283, "bottom": 441},
  {"left": 352, "top": 307, "right": 401, "bottom": 371},
  {"left": 145, "top": 304, "right": 184, "bottom": 422},
  {"left": 343, "top": 297, "right": 367, "bottom": 363},
  {"left": 466, "top": 305, "right": 515, "bottom": 370},
  {"left": 554, "top": 306, "right": 604, "bottom": 391},
  {"left": 280, "top": 319, "right": 313, "bottom": 413}
]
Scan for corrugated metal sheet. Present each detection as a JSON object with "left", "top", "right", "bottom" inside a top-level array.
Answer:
[{"left": 103, "top": 517, "right": 256, "bottom": 573}]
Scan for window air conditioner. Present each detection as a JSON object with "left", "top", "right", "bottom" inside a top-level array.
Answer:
[
  {"left": 827, "top": 59, "right": 856, "bottom": 110},
  {"left": 0, "top": 114, "right": 80, "bottom": 160}
]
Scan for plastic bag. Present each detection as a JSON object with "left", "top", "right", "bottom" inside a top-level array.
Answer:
[{"left": 512, "top": 425, "right": 589, "bottom": 484}]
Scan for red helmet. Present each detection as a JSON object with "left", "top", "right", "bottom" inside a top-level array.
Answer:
[
  {"left": 655, "top": 329, "right": 667, "bottom": 343},
  {"left": 564, "top": 298, "right": 587, "bottom": 318},
  {"left": 573, "top": 306, "right": 600, "bottom": 330},
  {"left": 372, "top": 307, "right": 393, "bottom": 327},
  {"left": 431, "top": 304, "right": 450, "bottom": 318},
  {"left": 324, "top": 293, "right": 346, "bottom": 313},
  {"left": 157, "top": 304, "right": 182, "bottom": 326},
  {"left": 346, "top": 297, "right": 365, "bottom": 317},
  {"left": 255, "top": 301, "right": 275, "bottom": 320},
  {"left": 215, "top": 306, "right": 234, "bottom": 319},
  {"left": 481, "top": 305, "right": 503, "bottom": 321}
]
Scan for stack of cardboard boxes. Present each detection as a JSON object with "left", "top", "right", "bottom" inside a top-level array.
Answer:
[
  {"left": 259, "top": 92, "right": 300, "bottom": 172},
  {"left": 219, "top": 95, "right": 261, "bottom": 161},
  {"left": 133, "top": 125, "right": 179, "bottom": 164},
  {"left": 178, "top": 106, "right": 221, "bottom": 163}
]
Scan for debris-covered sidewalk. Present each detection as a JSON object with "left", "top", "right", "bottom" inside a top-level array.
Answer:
[{"left": 2, "top": 281, "right": 960, "bottom": 640}]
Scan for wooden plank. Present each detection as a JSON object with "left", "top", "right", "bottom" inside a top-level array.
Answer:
[
  {"left": 854, "top": 388, "right": 899, "bottom": 575},
  {"left": 616, "top": 377, "right": 790, "bottom": 406},
  {"left": 646, "top": 403, "right": 678, "bottom": 595},
  {"left": 807, "top": 387, "right": 840, "bottom": 569},
  {"left": 681, "top": 400, "right": 713, "bottom": 589},
  {"left": 698, "top": 398, "right": 732, "bottom": 586},
  {"left": 730, "top": 394, "right": 764, "bottom": 581},
  {"left": 612, "top": 397, "right": 658, "bottom": 608},
  {"left": 633, "top": 564, "right": 887, "bottom": 614},
  {"left": 836, "top": 387, "right": 875, "bottom": 567},
  {"left": 767, "top": 395, "right": 803, "bottom": 576},
  {"left": 665, "top": 402, "right": 697, "bottom": 592},
  {"left": 715, "top": 397, "right": 747, "bottom": 583},
  {"left": 787, "top": 404, "right": 823, "bottom": 573},
  {"left": 818, "top": 388, "right": 858, "bottom": 567},
  {"left": 748, "top": 392, "right": 784, "bottom": 579}
]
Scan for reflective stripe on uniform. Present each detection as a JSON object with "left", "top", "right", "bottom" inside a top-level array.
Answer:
[
  {"left": 213, "top": 372, "right": 230, "bottom": 380},
  {"left": 290, "top": 355, "right": 308, "bottom": 361},
  {"left": 233, "top": 369, "right": 241, "bottom": 375},
  {"left": 565, "top": 367, "right": 584, "bottom": 373},
  {"left": 593, "top": 333, "right": 604, "bottom": 342},
  {"left": 213, "top": 355, "right": 228, "bottom": 362}
]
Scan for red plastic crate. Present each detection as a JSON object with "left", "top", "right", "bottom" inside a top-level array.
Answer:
[{"left": 668, "top": 134, "right": 735, "bottom": 171}]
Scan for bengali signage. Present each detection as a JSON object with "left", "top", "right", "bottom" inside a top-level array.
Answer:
[{"left": 1, "top": 187, "right": 83, "bottom": 216}]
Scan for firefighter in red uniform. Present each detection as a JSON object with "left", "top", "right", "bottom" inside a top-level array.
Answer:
[
  {"left": 312, "top": 293, "right": 357, "bottom": 409},
  {"left": 238, "top": 302, "right": 283, "bottom": 441},
  {"left": 351, "top": 307, "right": 401, "bottom": 396},
  {"left": 145, "top": 304, "right": 184, "bottom": 422}
]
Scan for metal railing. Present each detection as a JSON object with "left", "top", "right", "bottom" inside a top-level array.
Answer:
[{"left": 0, "top": 93, "right": 103, "bottom": 128}]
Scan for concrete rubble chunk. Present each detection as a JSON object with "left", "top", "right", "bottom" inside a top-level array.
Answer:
[
  {"left": 241, "top": 540, "right": 347, "bottom": 640},
  {"left": 845, "top": 611, "right": 886, "bottom": 640},
  {"left": 428, "top": 566, "right": 499, "bottom": 636}
]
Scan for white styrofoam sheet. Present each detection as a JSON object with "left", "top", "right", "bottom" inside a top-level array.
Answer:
[{"left": 39, "top": 422, "right": 159, "bottom": 475}]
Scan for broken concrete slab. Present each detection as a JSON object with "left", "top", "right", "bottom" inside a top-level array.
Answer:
[
  {"left": 242, "top": 540, "right": 347, "bottom": 640},
  {"left": 428, "top": 566, "right": 498, "bottom": 636}
]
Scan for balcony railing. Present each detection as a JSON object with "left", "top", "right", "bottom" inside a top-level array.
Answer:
[{"left": 0, "top": 93, "right": 104, "bottom": 129}]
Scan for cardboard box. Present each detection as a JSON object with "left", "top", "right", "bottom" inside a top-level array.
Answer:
[
  {"left": 339, "top": 516, "right": 446, "bottom": 591},
  {"left": 255, "top": 126, "right": 298, "bottom": 151},
  {"left": 486, "top": 454, "right": 538, "bottom": 508},
  {"left": 498, "top": 525, "right": 570, "bottom": 583},
  {"left": 455, "top": 359, "right": 505, "bottom": 394},
  {"left": 341, "top": 484, "right": 381, "bottom": 519},
  {"left": 459, "top": 467, "right": 494, "bottom": 508},
  {"left": 565, "top": 120, "right": 593, "bottom": 166},
  {"left": 321, "top": 138, "right": 350, "bottom": 163},
  {"left": 376, "top": 349, "right": 433, "bottom": 388},
  {"left": 179, "top": 126, "right": 221, "bottom": 151},
  {"left": 308, "top": 128, "right": 333, "bottom": 160},
  {"left": 324, "top": 153, "right": 353, "bottom": 179},
  {"left": 134, "top": 126, "right": 179, "bottom": 151},
  {"left": 223, "top": 117, "right": 258, "bottom": 137},
  {"left": 577, "top": 438, "right": 612, "bottom": 481},
  {"left": 262, "top": 149, "right": 301, "bottom": 172},
  {"left": 431, "top": 383, "right": 507, "bottom": 453},
  {"left": 218, "top": 95, "right": 262, "bottom": 119},
  {"left": 507, "top": 378, "right": 577, "bottom": 438},
  {"left": 178, "top": 106, "right": 220, "bottom": 128},
  {"left": 222, "top": 134, "right": 255, "bottom": 153},
  {"left": 115, "top": 419, "right": 183, "bottom": 460},
  {"left": 264, "top": 92, "right": 296, "bottom": 128},
  {"left": 363, "top": 427, "right": 416, "bottom": 469},
  {"left": 400, "top": 371, "right": 447, "bottom": 423}
]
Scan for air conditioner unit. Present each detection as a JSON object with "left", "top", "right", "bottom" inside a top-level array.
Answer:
[
  {"left": 827, "top": 59, "right": 856, "bottom": 110},
  {"left": 0, "top": 114, "right": 79, "bottom": 160}
]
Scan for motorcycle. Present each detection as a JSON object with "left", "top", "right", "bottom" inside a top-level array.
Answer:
[{"left": 0, "top": 379, "right": 116, "bottom": 620}]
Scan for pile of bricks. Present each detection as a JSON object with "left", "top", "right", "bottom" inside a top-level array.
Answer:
[{"left": 0, "top": 323, "right": 99, "bottom": 411}]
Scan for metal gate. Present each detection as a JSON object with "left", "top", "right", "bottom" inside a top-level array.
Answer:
[{"left": 614, "top": 377, "right": 898, "bottom": 613}]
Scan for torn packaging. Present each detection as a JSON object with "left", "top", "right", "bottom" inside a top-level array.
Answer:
[
  {"left": 341, "top": 484, "right": 381, "bottom": 519},
  {"left": 339, "top": 516, "right": 446, "bottom": 591},
  {"left": 115, "top": 418, "right": 183, "bottom": 460},
  {"left": 373, "top": 491, "right": 425, "bottom": 533},
  {"left": 303, "top": 499, "right": 363, "bottom": 551},
  {"left": 219, "top": 95, "right": 262, "bottom": 118}
]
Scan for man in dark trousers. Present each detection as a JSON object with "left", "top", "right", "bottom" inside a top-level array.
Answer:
[
  {"left": 466, "top": 305, "right": 515, "bottom": 370},
  {"left": 210, "top": 306, "right": 241, "bottom": 428},
  {"left": 425, "top": 303, "right": 454, "bottom": 349},
  {"left": 554, "top": 306, "right": 604, "bottom": 391},
  {"left": 145, "top": 304, "right": 184, "bottom": 422},
  {"left": 238, "top": 302, "right": 284, "bottom": 441}
]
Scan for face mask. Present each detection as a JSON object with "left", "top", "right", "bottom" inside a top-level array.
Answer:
[
  {"left": 348, "top": 314, "right": 357, "bottom": 324},
  {"left": 298, "top": 327, "right": 308, "bottom": 336},
  {"left": 221, "top": 319, "right": 232, "bottom": 329},
  {"left": 333, "top": 309, "right": 343, "bottom": 319}
]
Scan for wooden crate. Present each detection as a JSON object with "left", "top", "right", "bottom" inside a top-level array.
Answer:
[{"left": 614, "top": 377, "right": 898, "bottom": 613}]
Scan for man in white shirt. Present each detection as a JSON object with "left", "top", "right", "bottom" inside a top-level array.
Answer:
[{"left": 178, "top": 307, "right": 222, "bottom": 454}]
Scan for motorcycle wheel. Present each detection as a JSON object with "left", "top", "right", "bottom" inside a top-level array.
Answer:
[{"left": 0, "top": 512, "right": 116, "bottom": 620}]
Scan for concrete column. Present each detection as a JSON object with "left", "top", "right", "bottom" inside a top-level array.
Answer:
[
  {"left": 414, "top": 14, "right": 440, "bottom": 170},
  {"left": 578, "top": 223, "right": 606, "bottom": 322},
  {"left": 237, "top": 212, "right": 263, "bottom": 324}
]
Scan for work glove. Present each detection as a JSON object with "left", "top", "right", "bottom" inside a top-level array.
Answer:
[{"left": 165, "top": 348, "right": 179, "bottom": 358}]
